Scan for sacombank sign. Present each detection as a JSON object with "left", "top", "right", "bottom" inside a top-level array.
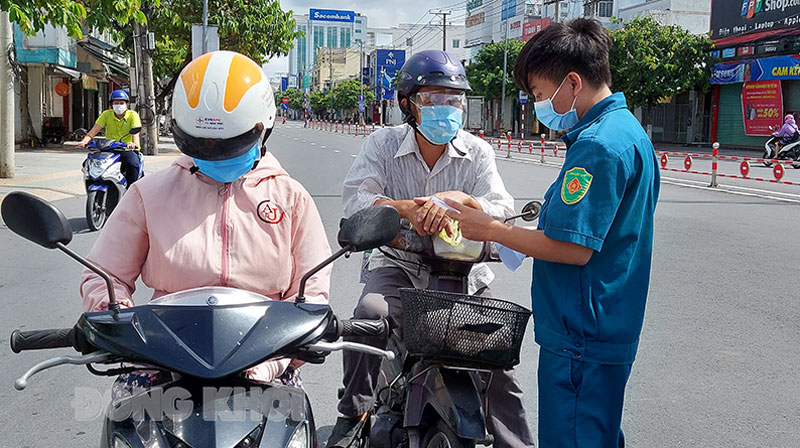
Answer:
[{"left": 310, "top": 9, "right": 355, "bottom": 23}]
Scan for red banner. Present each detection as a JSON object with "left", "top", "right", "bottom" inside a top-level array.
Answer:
[
  {"left": 522, "top": 17, "right": 550, "bottom": 42},
  {"left": 741, "top": 80, "right": 783, "bottom": 136}
]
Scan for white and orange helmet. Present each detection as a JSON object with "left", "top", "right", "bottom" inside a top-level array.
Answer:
[{"left": 172, "top": 51, "right": 276, "bottom": 161}]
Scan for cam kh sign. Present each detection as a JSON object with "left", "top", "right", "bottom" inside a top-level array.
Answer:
[{"left": 310, "top": 8, "right": 355, "bottom": 23}]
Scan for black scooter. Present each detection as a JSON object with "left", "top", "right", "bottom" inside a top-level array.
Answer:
[
  {"left": 2, "top": 191, "right": 401, "bottom": 448},
  {"left": 347, "top": 201, "right": 541, "bottom": 448}
]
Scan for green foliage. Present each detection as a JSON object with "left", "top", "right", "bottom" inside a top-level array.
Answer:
[
  {"left": 2, "top": 0, "right": 147, "bottom": 39},
  {"left": 309, "top": 90, "right": 329, "bottom": 114},
  {"left": 274, "top": 88, "right": 306, "bottom": 111},
  {"left": 466, "top": 40, "right": 525, "bottom": 100},
  {"left": 609, "top": 16, "right": 716, "bottom": 109},
  {"left": 150, "top": 0, "right": 302, "bottom": 98},
  {"left": 332, "top": 79, "right": 374, "bottom": 111}
]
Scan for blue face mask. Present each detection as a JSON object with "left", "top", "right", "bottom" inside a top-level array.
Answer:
[
  {"left": 193, "top": 144, "right": 260, "bottom": 183},
  {"left": 416, "top": 105, "right": 463, "bottom": 145},
  {"left": 533, "top": 76, "right": 579, "bottom": 131}
]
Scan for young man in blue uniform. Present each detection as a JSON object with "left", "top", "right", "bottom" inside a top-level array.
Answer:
[{"left": 443, "top": 18, "right": 660, "bottom": 447}]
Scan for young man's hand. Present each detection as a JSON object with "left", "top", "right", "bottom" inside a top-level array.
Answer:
[
  {"left": 410, "top": 197, "right": 453, "bottom": 236},
  {"left": 442, "top": 198, "right": 503, "bottom": 242}
]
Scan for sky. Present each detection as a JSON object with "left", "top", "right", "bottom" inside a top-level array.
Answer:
[{"left": 262, "top": 0, "right": 464, "bottom": 77}]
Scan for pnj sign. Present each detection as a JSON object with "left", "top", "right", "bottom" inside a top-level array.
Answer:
[
  {"left": 309, "top": 9, "right": 355, "bottom": 23},
  {"left": 376, "top": 49, "right": 406, "bottom": 68}
]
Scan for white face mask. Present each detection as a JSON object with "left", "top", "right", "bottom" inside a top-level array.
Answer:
[{"left": 112, "top": 104, "right": 127, "bottom": 115}]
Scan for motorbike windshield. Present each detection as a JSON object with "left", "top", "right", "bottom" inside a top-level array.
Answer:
[
  {"left": 149, "top": 286, "right": 271, "bottom": 306},
  {"left": 79, "top": 287, "right": 332, "bottom": 378}
]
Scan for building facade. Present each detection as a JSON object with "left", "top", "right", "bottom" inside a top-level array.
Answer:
[
  {"left": 709, "top": 0, "right": 800, "bottom": 147},
  {"left": 288, "top": 9, "right": 368, "bottom": 90},
  {"left": 617, "top": 0, "right": 710, "bottom": 35}
]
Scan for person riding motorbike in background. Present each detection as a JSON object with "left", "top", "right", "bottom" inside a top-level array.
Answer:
[
  {"left": 79, "top": 51, "right": 332, "bottom": 384},
  {"left": 772, "top": 114, "right": 798, "bottom": 149},
  {"left": 329, "top": 50, "right": 535, "bottom": 448},
  {"left": 78, "top": 89, "right": 143, "bottom": 187}
]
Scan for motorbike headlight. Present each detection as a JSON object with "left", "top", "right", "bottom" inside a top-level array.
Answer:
[
  {"left": 88, "top": 163, "right": 105, "bottom": 179},
  {"left": 112, "top": 436, "right": 133, "bottom": 448},
  {"left": 285, "top": 423, "right": 308, "bottom": 448}
]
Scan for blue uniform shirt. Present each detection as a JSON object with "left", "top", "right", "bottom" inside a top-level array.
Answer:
[{"left": 532, "top": 92, "right": 660, "bottom": 365}]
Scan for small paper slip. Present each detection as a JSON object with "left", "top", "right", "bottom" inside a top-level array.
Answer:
[
  {"left": 431, "top": 196, "right": 461, "bottom": 214},
  {"left": 496, "top": 243, "right": 526, "bottom": 272}
]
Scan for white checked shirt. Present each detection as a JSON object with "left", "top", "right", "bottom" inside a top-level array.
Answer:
[{"left": 342, "top": 124, "right": 515, "bottom": 293}]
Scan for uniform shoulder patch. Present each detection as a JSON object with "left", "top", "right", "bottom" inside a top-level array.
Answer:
[{"left": 561, "top": 167, "right": 593, "bottom": 205}]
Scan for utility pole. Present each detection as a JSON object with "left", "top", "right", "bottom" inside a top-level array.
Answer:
[
  {"left": 0, "top": 11, "right": 14, "bottom": 178},
  {"left": 202, "top": 0, "right": 209, "bottom": 53},
  {"left": 500, "top": 18, "right": 508, "bottom": 135},
  {"left": 134, "top": 19, "right": 158, "bottom": 155},
  {"left": 359, "top": 39, "right": 365, "bottom": 125},
  {"left": 329, "top": 47, "right": 334, "bottom": 118},
  {"left": 430, "top": 10, "right": 450, "bottom": 51}
]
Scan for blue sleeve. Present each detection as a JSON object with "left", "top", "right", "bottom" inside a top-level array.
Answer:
[{"left": 542, "top": 139, "right": 628, "bottom": 252}]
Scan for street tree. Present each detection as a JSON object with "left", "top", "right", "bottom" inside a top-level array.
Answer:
[
  {"left": 332, "top": 79, "right": 374, "bottom": 112},
  {"left": 2, "top": 0, "right": 149, "bottom": 145},
  {"left": 609, "top": 16, "right": 715, "bottom": 121},
  {"left": 466, "top": 40, "right": 525, "bottom": 100},
  {"left": 149, "top": 0, "right": 301, "bottom": 110}
]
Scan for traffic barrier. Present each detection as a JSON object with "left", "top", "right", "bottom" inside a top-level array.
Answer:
[{"left": 656, "top": 142, "right": 800, "bottom": 187}]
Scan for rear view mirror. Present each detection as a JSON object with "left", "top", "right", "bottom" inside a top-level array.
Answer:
[
  {"left": 519, "top": 201, "right": 541, "bottom": 222},
  {"left": 1, "top": 192, "right": 73, "bottom": 249},
  {"left": 338, "top": 205, "right": 400, "bottom": 252},
  {"left": 128, "top": 127, "right": 142, "bottom": 135}
]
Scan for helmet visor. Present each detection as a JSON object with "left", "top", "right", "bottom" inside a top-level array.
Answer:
[
  {"left": 412, "top": 91, "right": 467, "bottom": 109},
  {"left": 172, "top": 120, "right": 264, "bottom": 161}
]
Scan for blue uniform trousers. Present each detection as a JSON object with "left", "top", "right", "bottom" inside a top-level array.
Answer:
[{"left": 537, "top": 348, "right": 633, "bottom": 448}]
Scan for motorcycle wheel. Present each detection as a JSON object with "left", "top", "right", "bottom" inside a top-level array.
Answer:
[
  {"left": 422, "top": 420, "right": 475, "bottom": 448},
  {"left": 86, "top": 190, "right": 108, "bottom": 231}
]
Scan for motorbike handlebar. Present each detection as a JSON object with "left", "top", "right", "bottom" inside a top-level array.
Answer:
[
  {"left": 10, "top": 328, "right": 78, "bottom": 353},
  {"left": 340, "top": 318, "right": 390, "bottom": 338}
]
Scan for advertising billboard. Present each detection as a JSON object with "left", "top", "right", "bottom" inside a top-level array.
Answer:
[
  {"left": 375, "top": 50, "right": 406, "bottom": 101},
  {"left": 309, "top": 9, "right": 355, "bottom": 23},
  {"left": 741, "top": 80, "right": 783, "bottom": 136},
  {"left": 502, "top": 0, "right": 517, "bottom": 21},
  {"left": 711, "top": 0, "right": 800, "bottom": 40},
  {"left": 522, "top": 17, "right": 550, "bottom": 42}
]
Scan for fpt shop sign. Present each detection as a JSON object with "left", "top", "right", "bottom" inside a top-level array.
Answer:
[
  {"left": 711, "top": 0, "right": 800, "bottom": 39},
  {"left": 309, "top": 9, "right": 355, "bottom": 23},
  {"left": 741, "top": 80, "right": 783, "bottom": 136}
]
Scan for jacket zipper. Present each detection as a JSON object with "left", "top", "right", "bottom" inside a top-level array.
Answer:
[{"left": 220, "top": 184, "right": 232, "bottom": 286}]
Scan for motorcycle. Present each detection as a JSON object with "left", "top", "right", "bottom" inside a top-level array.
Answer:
[
  {"left": 1, "top": 191, "right": 401, "bottom": 448},
  {"left": 762, "top": 126, "right": 800, "bottom": 169},
  {"left": 345, "top": 201, "right": 541, "bottom": 448},
  {"left": 82, "top": 127, "right": 145, "bottom": 231}
]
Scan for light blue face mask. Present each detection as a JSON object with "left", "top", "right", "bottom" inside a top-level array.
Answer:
[
  {"left": 533, "top": 76, "right": 579, "bottom": 131},
  {"left": 415, "top": 105, "right": 463, "bottom": 145},
  {"left": 193, "top": 144, "right": 260, "bottom": 183}
]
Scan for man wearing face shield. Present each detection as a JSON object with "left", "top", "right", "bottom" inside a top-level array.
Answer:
[
  {"left": 331, "top": 50, "right": 534, "bottom": 448},
  {"left": 78, "top": 89, "right": 143, "bottom": 186}
]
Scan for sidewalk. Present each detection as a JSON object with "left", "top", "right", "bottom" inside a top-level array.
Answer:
[{"left": 0, "top": 137, "right": 182, "bottom": 202}]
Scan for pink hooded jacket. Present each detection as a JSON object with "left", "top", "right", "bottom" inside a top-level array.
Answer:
[{"left": 80, "top": 153, "right": 332, "bottom": 381}]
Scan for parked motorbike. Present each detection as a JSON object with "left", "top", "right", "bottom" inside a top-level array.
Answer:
[
  {"left": 82, "top": 127, "right": 144, "bottom": 230},
  {"left": 345, "top": 201, "right": 541, "bottom": 448},
  {"left": 1, "top": 191, "right": 401, "bottom": 448},
  {"left": 762, "top": 126, "right": 800, "bottom": 169}
]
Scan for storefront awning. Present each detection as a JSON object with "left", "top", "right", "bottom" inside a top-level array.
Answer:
[{"left": 53, "top": 65, "right": 82, "bottom": 80}]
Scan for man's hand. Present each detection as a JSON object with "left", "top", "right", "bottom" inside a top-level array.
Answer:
[
  {"left": 77, "top": 139, "right": 89, "bottom": 149},
  {"left": 411, "top": 197, "right": 453, "bottom": 236},
  {"left": 126, "top": 142, "right": 138, "bottom": 149},
  {"left": 442, "top": 198, "right": 504, "bottom": 242}
]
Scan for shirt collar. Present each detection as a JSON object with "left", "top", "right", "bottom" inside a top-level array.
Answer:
[
  {"left": 562, "top": 92, "right": 628, "bottom": 148},
  {"left": 394, "top": 125, "right": 472, "bottom": 162}
]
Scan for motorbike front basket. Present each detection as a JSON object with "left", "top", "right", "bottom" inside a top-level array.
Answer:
[{"left": 399, "top": 288, "right": 531, "bottom": 370}]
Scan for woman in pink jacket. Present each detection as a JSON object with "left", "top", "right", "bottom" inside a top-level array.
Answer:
[{"left": 80, "top": 51, "right": 332, "bottom": 384}]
